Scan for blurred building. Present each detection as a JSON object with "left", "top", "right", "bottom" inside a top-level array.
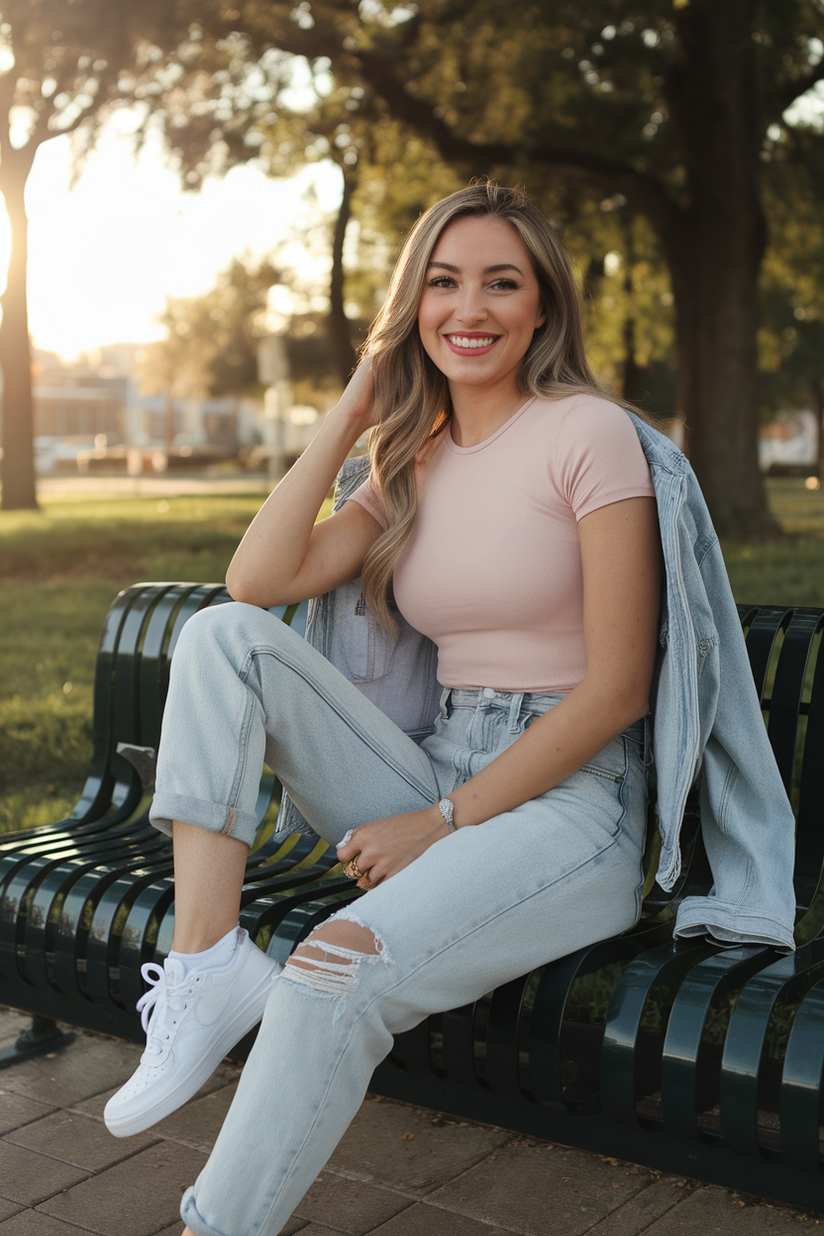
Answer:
[
  {"left": 32, "top": 346, "right": 263, "bottom": 473},
  {"left": 759, "top": 410, "right": 817, "bottom": 473}
]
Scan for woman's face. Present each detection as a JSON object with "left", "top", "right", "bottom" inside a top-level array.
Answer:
[{"left": 417, "top": 215, "right": 546, "bottom": 400}]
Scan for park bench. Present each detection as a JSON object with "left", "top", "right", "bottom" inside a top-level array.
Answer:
[{"left": 1, "top": 580, "right": 824, "bottom": 1212}]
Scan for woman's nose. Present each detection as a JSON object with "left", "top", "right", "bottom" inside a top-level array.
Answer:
[{"left": 454, "top": 289, "right": 487, "bottom": 323}]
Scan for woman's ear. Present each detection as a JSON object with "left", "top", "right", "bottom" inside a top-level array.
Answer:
[{"left": 535, "top": 303, "right": 547, "bottom": 330}]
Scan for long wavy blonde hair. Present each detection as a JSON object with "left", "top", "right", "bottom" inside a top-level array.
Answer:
[{"left": 360, "top": 180, "right": 617, "bottom": 633}]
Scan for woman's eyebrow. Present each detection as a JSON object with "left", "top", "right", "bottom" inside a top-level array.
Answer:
[{"left": 427, "top": 261, "right": 525, "bottom": 275}]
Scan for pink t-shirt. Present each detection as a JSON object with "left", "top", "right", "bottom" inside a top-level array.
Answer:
[{"left": 346, "top": 393, "right": 655, "bottom": 692}]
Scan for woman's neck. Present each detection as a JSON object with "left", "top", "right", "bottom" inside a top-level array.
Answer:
[{"left": 449, "top": 382, "right": 527, "bottom": 448}]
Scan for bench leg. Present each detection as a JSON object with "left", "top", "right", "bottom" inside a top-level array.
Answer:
[{"left": 0, "top": 1016, "right": 76, "bottom": 1070}]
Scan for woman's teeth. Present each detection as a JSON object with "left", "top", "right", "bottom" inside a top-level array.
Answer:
[{"left": 447, "top": 335, "right": 496, "bottom": 348}]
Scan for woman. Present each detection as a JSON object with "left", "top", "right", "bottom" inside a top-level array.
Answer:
[{"left": 106, "top": 180, "right": 664, "bottom": 1235}]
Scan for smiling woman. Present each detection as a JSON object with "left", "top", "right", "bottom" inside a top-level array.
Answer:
[{"left": 96, "top": 180, "right": 795, "bottom": 1236}]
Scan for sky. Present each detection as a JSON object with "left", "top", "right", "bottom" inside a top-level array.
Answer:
[{"left": 10, "top": 119, "right": 343, "bottom": 361}]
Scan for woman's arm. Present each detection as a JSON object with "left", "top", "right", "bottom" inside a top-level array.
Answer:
[
  {"left": 337, "top": 495, "right": 661, "bottom": 885},
  {"left": 226, "top": 364, "right": 383, "bottom": 608}
]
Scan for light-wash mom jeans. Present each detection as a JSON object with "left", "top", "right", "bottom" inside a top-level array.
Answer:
[{"left": 149, "top": 602, "right": 648, "bottom": 1236}]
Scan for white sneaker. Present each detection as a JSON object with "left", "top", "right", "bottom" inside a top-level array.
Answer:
[{"left": 104, "top": 929, "right": 280, "bottom": 1137}]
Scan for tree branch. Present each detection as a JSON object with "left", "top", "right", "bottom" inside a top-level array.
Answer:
[{"left": 355, "top": 46, "right": 683, "bottom": 240}]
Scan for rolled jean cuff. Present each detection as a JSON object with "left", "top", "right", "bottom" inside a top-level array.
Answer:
[
  {"left": 149, "top": 791, "right": 259, "bottom": 849},
  {"left": 181, "top": 1188, "right": 226, "bottom": 1236}
]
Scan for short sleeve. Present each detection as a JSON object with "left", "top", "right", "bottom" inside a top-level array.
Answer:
[
  {"left": 557, "top": 396, "right": 655, "bottom": 520},
  {"left": 345, "top": 474, "right": 389, "bottom": 530}
]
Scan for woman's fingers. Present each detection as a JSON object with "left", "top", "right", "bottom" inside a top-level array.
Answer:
[
  {"left": 339, "top": 828, "right": 375, "bottom": 882},
  {"left": 337, "top": 808, "right": 441, "bottom": 887},
  {"left": 357, "top": 873, "right": 385, "bottom": 890},
  {"left": 337, "top": 819, "right": 384, "bottom": 864},
  {"left": 337, "top": 359, "right": 377, "bottom": 427},
  {"left": 336, "top": 828, "right": 356, "bottom": 857}
]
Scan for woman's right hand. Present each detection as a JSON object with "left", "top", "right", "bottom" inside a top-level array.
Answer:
[{"left": 333, "top": 360, "right": 379, "bottom": 432}]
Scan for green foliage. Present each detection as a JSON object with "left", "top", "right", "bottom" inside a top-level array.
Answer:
[{"left": 136, "top": 257, "right": 279, "bottom": 400}]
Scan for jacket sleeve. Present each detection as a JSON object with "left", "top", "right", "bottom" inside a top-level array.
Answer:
[{"left": 673, "top": 537, "right": 797, "bottom": 952}]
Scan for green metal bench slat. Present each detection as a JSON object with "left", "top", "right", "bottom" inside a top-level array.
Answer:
[
  {"left": 71, "top": 584, "right": 158, "bottom": 830},
  {"left": 390, "top": 1017, "right": 441, "bottom": 1079},
  {"left": 1, "top": 846, "right": 160, "bottom": 985},
  {"left": 50, "top": 851, "right": 170, "bottom": 1000},
  {"left": 741, "top": 607, "right": 793, "bottom": 704},
  {"left": 719, "top": 944, "right": 824, "bottom": 1157},
  {"left": 779, "top": 976, "right": 824, "bottom": 1172},
  {"left": 84, "top": 867, "right": 174, "bottom": 1005},
  {"left": 485, "top": 971, "right": 537, "bottom": 1100},
  {"left": 793, "top": 619, "right": 824, "bottom": 913},
  {"left": 658, "top": 946, "right": 774, "bottom": 1144},
  {"left": 20, "top": 837, "right": 171, "bottom": 995},
  {"left": 741, "top": 607, "right": 788, "bottom": 701},
  {"left": 106, "top": 587, "right": 176, "bottom": 794},
  {"left": 60, "top": 584, "right": 144, "bottom": 829},
  {"left": 116, "top": 875, "right": 180, "bottom": 1009},
  {"left": 765, "top": 609, "right": 823, "bottom": 797},
  {"left": 439, "top": 1002, "right": 480, "bottom": 1087},
  {"left": 527, "top": 937, "right": 647, "bottom": 1112},
  {"left": 600, "top": 941, "right": 711, "bottom": 1125}
]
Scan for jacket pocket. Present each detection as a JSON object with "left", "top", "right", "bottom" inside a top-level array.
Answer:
[{"left": 329, "top": 582, "right": 398, "bottom": 683}]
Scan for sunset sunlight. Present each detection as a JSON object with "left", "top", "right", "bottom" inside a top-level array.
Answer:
[{"left": 1, "top": 118, "right": 342, "bottom": 359}]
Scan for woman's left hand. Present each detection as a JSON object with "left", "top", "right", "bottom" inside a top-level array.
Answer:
[{"left": 336, "top": 806, "right": 450, "bottom": 890}]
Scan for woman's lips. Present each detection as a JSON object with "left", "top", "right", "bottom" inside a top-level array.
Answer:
[{"left": 443, "top": 333, "right": 500, "bottom": 356}]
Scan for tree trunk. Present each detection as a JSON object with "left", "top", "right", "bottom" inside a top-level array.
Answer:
[
  {"left": 662, "top": 0, "right": 773, "bottom": 538},
  {"left": 0, "top": 148, "right": 38, "bottom": 510},
  {"left": 666, "top": 223, "right": 770, "bottom": 537},
  {"left": 328, "top": 166, "right": 358, "bottom": 386}
]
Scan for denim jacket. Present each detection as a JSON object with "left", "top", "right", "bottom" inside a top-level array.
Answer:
[{"left": 278, "top": 416, "right": 797, "bottom": 953}]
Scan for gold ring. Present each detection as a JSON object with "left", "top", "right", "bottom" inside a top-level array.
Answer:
[{"left": 344, "top": 860, "right": 364, "bottom": 880}]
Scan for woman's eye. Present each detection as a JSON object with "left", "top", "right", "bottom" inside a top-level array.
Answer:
[
  {"left": 428, "top": 276, "right": 455, "bottom": 288},
  {"left": 491, "top": 278, "right": 518, "bottom": 290}
]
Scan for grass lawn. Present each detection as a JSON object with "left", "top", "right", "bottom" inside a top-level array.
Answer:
[
  {"left": 0, "top": 488, "right": 324, "bottom": 831},
  {"left": 2, "top": 477, "right": 824, "bottom": 833}
]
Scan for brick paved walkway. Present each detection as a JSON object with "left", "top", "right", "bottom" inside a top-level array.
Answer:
[{"left": 0, "top": 1008, "right": 819, "bottom": 1235}]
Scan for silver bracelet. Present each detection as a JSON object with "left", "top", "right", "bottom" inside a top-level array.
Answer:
[{"left": 437, "top": 797, "right": 456, "bottom": 833}]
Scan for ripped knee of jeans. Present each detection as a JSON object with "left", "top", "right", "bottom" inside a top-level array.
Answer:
[{"left": 282, "top": 910, "right": 390, "bottom": 997}]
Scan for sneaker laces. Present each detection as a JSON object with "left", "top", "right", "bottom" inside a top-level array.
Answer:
[{"left": 136, "top": 960, "right": 194, "bottom": 1056}]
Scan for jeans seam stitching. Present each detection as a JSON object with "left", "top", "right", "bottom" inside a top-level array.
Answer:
[
  {"left": 245, "top": 643, "right": 439, "bottom": 802},
  {"left": 222, "top": 657, "right": 259, "bottom": 834}
]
